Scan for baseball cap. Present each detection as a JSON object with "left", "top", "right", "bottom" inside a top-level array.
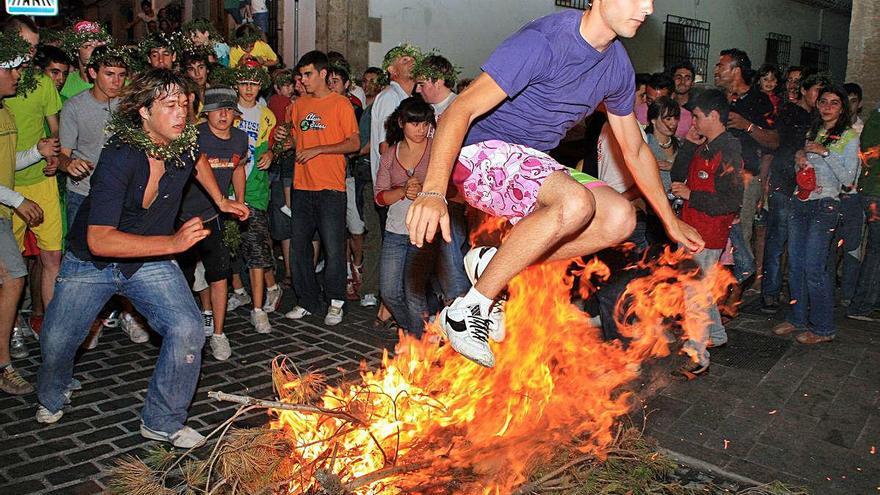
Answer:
[{"left": 202, "top": 87, "right": 240, "bottom": 113}]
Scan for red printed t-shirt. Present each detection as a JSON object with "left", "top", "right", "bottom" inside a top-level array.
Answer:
[{"left": 288, "top": 92, "right": 358, "bottom": 192}]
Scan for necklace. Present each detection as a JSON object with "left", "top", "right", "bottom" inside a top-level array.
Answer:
[{"left": 657, "top": 136, "right": 674, "bottom": 149}]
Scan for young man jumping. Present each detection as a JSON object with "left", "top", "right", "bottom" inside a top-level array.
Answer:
[{"left": 406, "top": 0, "right": 704, "bottom": 367}]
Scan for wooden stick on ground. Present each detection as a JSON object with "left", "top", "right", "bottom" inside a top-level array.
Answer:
[{"left": 208, "top": 391, "right": 364, "bottom": 425}]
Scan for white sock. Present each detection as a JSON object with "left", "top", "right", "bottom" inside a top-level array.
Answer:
[
  {"left": 234, "top": 288, "right": 246, "bottom": 295},
  {"left": 460, "top": 287, "right": 493, "bottom": 316},
  {"left": 267, "top": 284, "right": 279, "bottom": 292},
  {"left": 202, "top": 310, "right": 213, "bottom": 316},
  {"left": 253, "top": 307, "right": 264, "bottom": 313}
]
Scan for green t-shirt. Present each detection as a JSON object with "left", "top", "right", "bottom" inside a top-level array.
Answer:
[
  {"left": 6, "top": 74, "right": 62, "bottom": 186},
  {"left": 858, "top": 109, "right": 880, "bottom": 197},
  {"left": 60, "top": 70, "right": 92, "bottom": 102}
]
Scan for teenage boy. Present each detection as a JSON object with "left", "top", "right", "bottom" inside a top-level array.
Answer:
[
  {"left": 231, "top": 64, "right": 281, "bottom": 333},
  {"left": 60, "top": 20, "right": 110, "bottom": 101},
  {"left": 178, "top": 87, "right": 247, "bottom": 360},
  {"left": 407, "top": 0, "right": 702, "bottom": 368},
  {"left": 0, "top": 31, "right": 44, "bottom": 394},
  {"left": 36, "top": 45, "right": 71, "bottom": 92},
  {"left": 183, "top": 51, "right": 211, "bottom": 105},
  {"left": 36, "top": 70, "right": 248, "bottom": 449},
  {"left": 145, "top": 32, "right": 178, "bottom": 70},
  {"left": 284, "top": 50, "right": 359, "bottom": 325},
  {"left": 669, "top": 89, "right": 744, "bottom": 378}
]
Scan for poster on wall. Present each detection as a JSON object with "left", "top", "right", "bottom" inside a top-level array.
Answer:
[{"left": 5, "top": 0, "right": 58, "bottom": 16}]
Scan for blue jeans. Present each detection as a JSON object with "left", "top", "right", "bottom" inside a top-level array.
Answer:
[
  {"left": 37, "top": 253, "right": 204, "bottom": 433},
  {"left": 761, "top": 191, "right": 790, "bottom": 300},
  {"left": 729, "top": 222, "right": 756, "bottom": 284},
  {"left": 682, "top": 247, "right": 727, "bottom": 366},
  {"left": 849, "top": 195, "right": 880, "bottom": 316},
  {"left": 829, "top": 193, "right": 864, "bottom": 301},
  {"left": 65, "top": 190, "right": 87, "bottom": 227},
  {"left": 786, "top": 197, "right": 839, "bottom": 336},
  {"left": 379, "top": 232, "right": 436, "bottom": 336},
  {"left": 289, "top": 189, "right": 347, "bottom": 314},
  {"left": 434, "top": 202, "right": 471, "bottom": 302}
]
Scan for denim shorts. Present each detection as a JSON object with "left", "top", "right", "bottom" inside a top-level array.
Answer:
[{"left": 0, "top": 217, "right": 26, "bottom": 280}]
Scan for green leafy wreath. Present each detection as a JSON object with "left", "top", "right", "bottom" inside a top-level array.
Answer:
[
  {"left": 88, "top": 44, "right": 135, "bottom": 71},
  {"left": 106, "top": 111, "right": 198, "bottom": 167},
  {"left": 60, "top": 21, "right": 112, "bottom": 60},
  {"left": 0, "top": 31, "right": 32, "bottom": 68},
  {"left": 139, "top": 31, "right": 195, "bottom": 61},
  {"left": 412, "top": 52, "right": 461, "bottom": 87},
  {"left": 14, "top": 65, "right": 38, "bottom": 97},
  {"left": 234, "top": 65, "right": 271, "bottom": 90},
  {"left": 181, "top": 18, "right": 223, "bottom": 43}
]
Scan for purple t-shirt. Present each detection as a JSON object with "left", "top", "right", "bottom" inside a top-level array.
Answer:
[{"left": 465, "top": 9, "right": 636, "bottom": 152}]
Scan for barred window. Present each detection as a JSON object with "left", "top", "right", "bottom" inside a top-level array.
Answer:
[
  {"left": 800, "top": 41, "right": 830, "bottom": 72},
  {"left": 664, "top": 15, "right": 711, "bottom": 79},
  {"left": 765, "top": 33, "right": 791, "bottom": 69}
]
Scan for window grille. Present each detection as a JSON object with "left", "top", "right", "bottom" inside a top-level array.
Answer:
[
  {"left": 664, "top": 15, "right": 711, "bottom": 79},
  {"left": 800, "top": 41, "right": 830, "bottom": 72},
  {"left": 554, "top": 0, "right": 591, "bottom": 10},
  {"left": 765, "top": 33, "right": 791, "bottom": 69}
]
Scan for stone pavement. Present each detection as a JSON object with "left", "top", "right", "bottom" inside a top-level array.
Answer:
[{"left": 0, "top": 293, "right": 877, "bottom": 494}]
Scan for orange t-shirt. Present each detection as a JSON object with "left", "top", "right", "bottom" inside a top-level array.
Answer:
[{"left": 288, "top": 93, "right": 358, "bottom": 192}]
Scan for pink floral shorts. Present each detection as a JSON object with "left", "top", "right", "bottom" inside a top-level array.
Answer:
[{"left": 451, "top": 140, "right": 604, "bottom": 224}]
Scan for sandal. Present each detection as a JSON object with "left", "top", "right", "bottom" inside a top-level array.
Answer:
[{"left": 672, "top": 362, "right": 710, "bottom": 381}]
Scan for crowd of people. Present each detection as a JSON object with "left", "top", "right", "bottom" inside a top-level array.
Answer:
[{"left": 0, "top": 0, "right": 877, "bottom": 448}]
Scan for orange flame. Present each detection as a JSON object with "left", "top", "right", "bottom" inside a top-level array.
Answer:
[{"left": 270, "top": 239, "right": 734, "bottom": 492}]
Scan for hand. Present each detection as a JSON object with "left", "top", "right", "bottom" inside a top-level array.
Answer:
[
  {"left": 68, "top": 158, "right": 94, "bottom": 178},
  {"left": 14, "top": 198, "right": 43, "bottom": 227},
  {"left": 726, "top": 112, "right": 749, "bottom": 131},
  {"left": 666, "top": 218, "right": 704, "bottom": 254},
  {"left": 404, "top": 177, "right": 422, "bottom": 200},
  {"left": 685, "top": 125, "right": 706, "bottom": 145},
  {"left": 43, "top": 156, "right": 59, "bottom": 176},
  {"left": 273, "top": 125, "right": 289, "bottom": 143},
  {"left": 405, "top": 193, "right": 451, "bottom": 247},
  {"left": 296, "top": 147, "right": 322, "bottom": 164},
  {"left": 170, "top": 216, "right": 210, "bottom": 253},
  {"left": 670, "top": 181, "right": 691, "bottom": 200},
  {"left": 657, "top": 160, "right": 673, "bottom": 171},
  {"left": 256, "top": 151, "right": 273, "bottom": 170},
  {"left": 804, "top": 141, "right": 828, "bottom": 156},
  {"left": 217, "top": 198, "right": 250, "bottom": 220},
  {"left": 37, "top": 137, "right": 60, "bottom": 158}
]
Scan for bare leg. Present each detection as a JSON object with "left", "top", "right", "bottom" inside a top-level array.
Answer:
[
  {"left": 210, "top": 280, "right": 228, "bottom": 335},
  {"left": 39, "top": 250, "right": 62, "bottom": 309},
  {"left": 198, "top": 288, "right": 211, "bottom": 311},
  {"left": 0, "top": 277, "right": 25, "bottom": 363},
  {"left": 350, "top": 234, "right": 364, "bottom": 266},
  {"left": 231, "top": 273, "right": 244, "bottom": 291},
  {"left": 250, "top": 268, "right": 265, "bottom": 309},
  {"left": 474, "top": 176, "right": 636, "bottom": 299},
  {"left": 264, "top": 269, "right": 277, "bottom": 288},
  {"left": 280, "top": 238, "right": 291, "bottom": 281}
]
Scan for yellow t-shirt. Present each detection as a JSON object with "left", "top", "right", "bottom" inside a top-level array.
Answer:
[
  {"left": 0, "top": 106, "right": 17, "bottom": 220},
  {"left": 288, "top": 93, "right": 358, "bottom": 192},
  {"left": 229, "top": 40, "right": 277, "bottom": 68},
  {"left": 6, "top": 73, "right": 62, "bottom": 186}
]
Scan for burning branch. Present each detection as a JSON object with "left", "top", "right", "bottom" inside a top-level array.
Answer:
[{"left": 208, "top": 391, "right": 365, "bottom": 425}]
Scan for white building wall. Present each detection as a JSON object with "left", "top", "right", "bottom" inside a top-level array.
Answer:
[{"left": 368, "top": 0, "right": 850, "bottom": 82}]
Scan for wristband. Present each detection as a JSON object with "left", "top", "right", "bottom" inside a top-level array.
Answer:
[
  {"left": 746, "top": 123, "right": 754, "bottom": 134},
  {"left": 416, "top": 191, "right": 448, "bottom": 204}
]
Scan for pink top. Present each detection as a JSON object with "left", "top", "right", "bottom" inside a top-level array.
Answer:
[
  {"left": 635, "top": 102, "right": 693, "bottom": 139},
  {"left": 375, "top": 138, "right": 433, "bottom": 235}
]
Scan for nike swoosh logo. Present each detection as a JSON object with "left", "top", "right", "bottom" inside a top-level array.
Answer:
[{"left": 445, "top": 314, "right": 468, "bottom": 333}]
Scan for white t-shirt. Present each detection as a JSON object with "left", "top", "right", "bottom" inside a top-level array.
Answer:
[
  {"left": 596, "top": 122, "right": 648, "bottom": 209},
  {"left": 250, "top": 0, "right": 268, "bottom": 13},
  {"left": 370, "top": 81, "right": 410, "bottom": 182}
]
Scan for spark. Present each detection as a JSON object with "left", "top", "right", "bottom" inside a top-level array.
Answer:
[
  {"left": 871, "top": 446, "right": 877, "bottom": 455},
  {"left": 769, "top": 410, "right": 778, "bottom": 415},
  {"left": 723, "top": 439, "right": 730, "bottom": 450}
]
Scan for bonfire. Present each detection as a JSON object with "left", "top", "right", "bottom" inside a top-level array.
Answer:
[{"left": 111, "top": 218, "right": 804, "bottom": 494}]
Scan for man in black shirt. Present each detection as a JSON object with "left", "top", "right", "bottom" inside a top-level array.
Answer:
[{"left": 35, "top": 70, "right": 248, "bottom": 449}]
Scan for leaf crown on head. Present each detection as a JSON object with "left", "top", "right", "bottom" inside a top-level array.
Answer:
[{"left": 60, "top": 20, "right": 112, "bottom": 59}]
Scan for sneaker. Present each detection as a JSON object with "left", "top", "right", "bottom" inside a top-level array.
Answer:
[
  {"left": 121, "top": 313, "right": 150, "bottom": 343},
  {"left": 210, "top": 333, "right": 232, "bottom": 361},
  {"left": 10, "top": 328, "right": 28, "bottom": 359},
  {"left": 325, "top": 300, "right": 344, "bottom": 326},
  {"left": 82, "top": 320, "right": 104, "bottom": 350},
  {"left": 285, "top": 306, "right": 312, "bottom": 320},
  {"left": 0, "top": 366, "right": 34, "bottom": 395},
  {"left": 315, "top": 259, "right": 325, "bottom": 273},
  {"left": 15, "top": 313, "right": 35, "bottom": 339},
  {"left": 463, "top": 246, "right": 497, "bottom": 285},
  {"left": 437, "top": 298, "right": 495, "bottom": 368},
  {"left": 227, "top": 291, "right": 252, "bottom": 312},
  {"left": 202, "top": 312, "right": 215, "bottom": 336},
  {"left": 360, "top": 293, "right": 378, "bottom": 307},
  {"left": 251, "top": 309, "right": 272, "bottom": 334},
  {"left": 102, "top": 310, "right": 120, "bottom": 328},
  {"left": 487, "top": 297, "right": 506, "bottom": 343},
  {"left": 263, "top": 287, "right": 283, "bottom": 313},
  {"left": 140, "top": 424, "right": 206, "bottom": 449},
  {"left": 35, "top": 404, "right": 63, "bottom": 423}
]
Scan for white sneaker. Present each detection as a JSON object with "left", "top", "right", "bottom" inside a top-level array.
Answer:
[
  {"left": 285, "top": 306, "right": 312, "bottom": 320},
  {"left": 487, "top": 298, "right": 506, "bottom": 343},
  {"left": 140, "top": 424, "right": 206, "bottom": 449},
  {"left": 463, "top": 246, "right": 506, "bottom": 342},
  {"left": 121, "top": 313, "right": 150, "bottom": 343},
  {"left": 437, "top": 298, "right": 495, "bottom": 368},
  {"left": 250, "top": 309, "right": 272, "bottom": 334},
  {"left": 210, "top": 333, "right": 232, "bottom": 361},
  {"left": 102, "top": 310, "right": 120, "bottom": 328},
  {"left": 36, "top": 405, "right": 63, "bottom": 424},
  {"left": 263, "top": 286, "right": 283, "bottom": 313},
  {"left": 10, "top": 327, "right": 28, "bottom": 359},
  {"left": 227, "top": 291, "right": 252, "bottom": 312},
  {"left": 315, "top": 259, "right": 325, "bottom": 273},
  {"left": 360, "top": 293, "right": 378, "bottom": 307},
  {"left": 202, "top": 312, "right": 214, "bottom": 336},
  {"left": 324, "top": 300, "right": 344, "bottom": 326}
]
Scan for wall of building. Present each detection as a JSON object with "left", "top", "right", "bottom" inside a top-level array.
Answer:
[{"left": 367, "top": 0, "right": 851, "bottom": 82}]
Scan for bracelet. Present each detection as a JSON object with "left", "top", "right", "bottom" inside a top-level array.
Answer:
[
  {"left": 416, "top": 191, "right": 448, "bottom": 204},
  {"left": 746, "top": 123, "right": 754, "bottom": 133}
]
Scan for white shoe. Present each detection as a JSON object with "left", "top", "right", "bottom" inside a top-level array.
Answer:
[
  {"left": 227, "top": 291, "right": 252, "bottom": 312},
  {"left": 263, "top": 286, "right": 283, "bottom": 313},
  {"left": 463, "top": 246, "right": 506, "bottom": 342},
  {"left": 36, "top": 405, "right": 63, "bottom": 424},
  {"left": 324, "top": 300, "right": 344, "bottom": 326},
  {"left": 102, "top": 310, "right": 120, "bottom": 328},
  {"left": 140, "top": 424, "right": 206, "bottom": 449},
  {"left": 487, "top": 298, "right": 506, "bottom": 343},
  {"left": 285, "top": 306, "right": 312, "bottom": 320},
  {"left": 10, "top": 327, "right": 28, "bottom": 359},
  {"left": 315, "top": 259, "right": 325, "bottom": 273},
  {"left": 210, "top": 333, "right": 232, "bottom": 361},
  {"left": 437, "top": 298, "right": 495, "bottom": 368},
  {"left": 360, "top": 293, "right": 378, "bottom": 307},
  {"left": 202, "top": 312, "right": 214, "bottom": 336},
  {"left": 250, "top": 309, "right": 272, "bottom": 334},
  {"left": 121, "top": 313, "right": 150, "bottom": 344}
]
